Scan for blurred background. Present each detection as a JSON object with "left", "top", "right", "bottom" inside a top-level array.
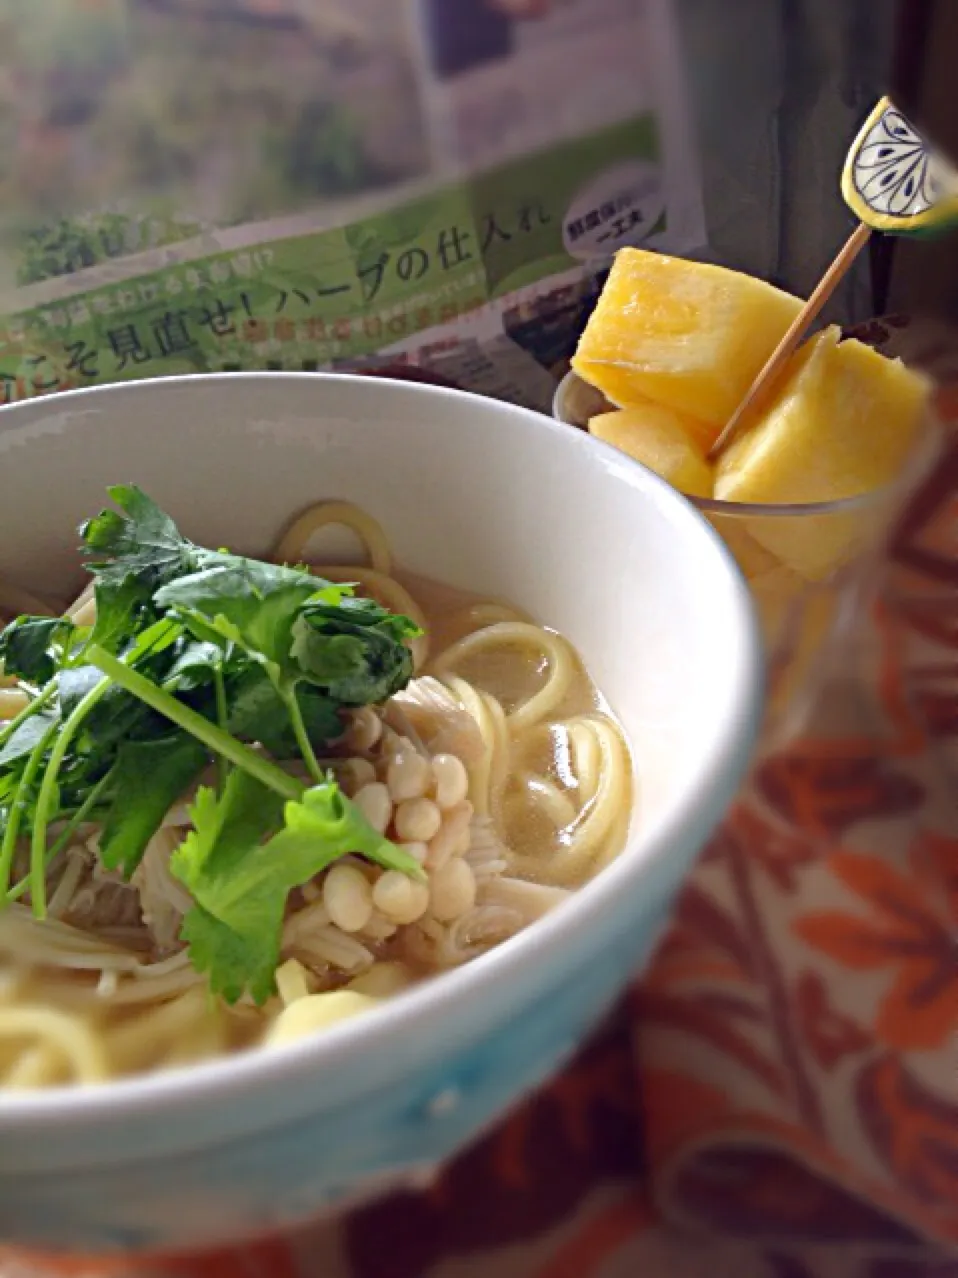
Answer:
[{"left": 0, "top": 0, "right": 952, "bottom": 408}]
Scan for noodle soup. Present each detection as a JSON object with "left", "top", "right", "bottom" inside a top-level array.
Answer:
[
  {"left": 0, "top": 371, "right": 762, "bottom": 1259},
  {"left": 0, "top": 497, "right": 631, "bottom": 1090}
]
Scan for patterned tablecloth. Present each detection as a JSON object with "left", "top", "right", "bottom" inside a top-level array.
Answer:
[{"left": 7, "top": 317, "right": 958, "bottom": 1278}]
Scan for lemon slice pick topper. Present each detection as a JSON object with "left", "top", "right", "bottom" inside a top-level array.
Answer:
[
  {"left": 841, "top": 95, "right": 958, "bottom": 237},
  {"left": 709, "top": 96, "right": 958, "bottom": 456}
]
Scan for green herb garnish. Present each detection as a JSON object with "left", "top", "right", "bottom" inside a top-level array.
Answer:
[
  {"left": 0, "top": 486, "right": 424, "bottom": 1003},
  {"left": 172, "top": 771, "right": 418, "bottom": 1004}
]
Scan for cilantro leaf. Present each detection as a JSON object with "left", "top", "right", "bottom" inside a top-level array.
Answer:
[
  {"left": 181, "top": 905, "right": 279, "bottom": 1006},
  {"left": 0, "top": 709, "right": 59, "bottom": 767},
  {"left": 170, "top": 772, "right": 286, "bottom": 1001},
  {"left": 155, "top": 557, "right": 339, "bottom": 674},
  {"left": 124, "top": 615, "right": 185, "bottom": 664},
  {"left": 292, "top": 595, "right": 419, "bottom": 704},
  {"left": 57, "top": 666, "right": 105, "bottom": 719},
  {"left": 171, "top": 773, "right": 287, "bottom": 903},
  {"left": 157, "top": 553, "right": 322, "bottom": 612},
  {"left": 166, "top": 640, "right": 228, "bottom": 691},
  {"left": 0, "top": 616, "right": 74, "bottom": 684},
  {"left": 79, "top": 486, "right": 198, "bottom": 655},
  {"left": 63, "top": 623, "right": 192, "bottom": 759},
  {"left": 226, "top": 668, "right": 341, "bottom": 757},
  {"left": 97, "top": 733, "right": 210, "bottom": 876},
  {"left": 79, "top": 484, "right": 198, "bottom": 594},
  {"left": 156, "top": 563, "right": 408, "bottom": 767},
  {"left": 255, "top": 780, "right": 424, "bottom": 891},
  {"left": 294, "top": 687, "right": 345, "bottom": 752},
  {"left": 88, "top": 577, "right": 149, "bottom": 656},
  {"left": 171, "top": 773, "right": 423, "bottom": 1003},
  {"left": 59, "top": 666, "right": 153, "bottom": 755}
]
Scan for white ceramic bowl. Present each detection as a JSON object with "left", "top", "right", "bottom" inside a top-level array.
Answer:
[{"left": 0, "top": 373, "right": 761, "bottom": 1260}]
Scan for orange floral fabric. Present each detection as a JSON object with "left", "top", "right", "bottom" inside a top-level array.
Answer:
[
  {"left": 631, "top": 318, "right": 958, "bottom": 1275},
  {"left": 3, "top": 316, "right": 957, "bottom": 1278}
]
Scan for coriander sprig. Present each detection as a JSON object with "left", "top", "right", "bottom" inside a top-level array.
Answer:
[
  {"left": 0, "top": 485, "right": 424, "bottom": 1003},
  {"left": 87, "top": 646, "right": 302, "bottom": 802}
]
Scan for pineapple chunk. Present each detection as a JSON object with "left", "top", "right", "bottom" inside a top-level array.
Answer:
[
  {"left": 715, "top": 328, "right": 931, "bottom": 503},
  {"left": 705, "top": 515, "right": 781, "bottom": 581},
  {"left": 593, "top": 389, "right": 715, "bottom": 451},
  {"left": 764, "top": 582, "right": 841, "bottom": 737},
  {"left": 748, "top": 564, "right": 806, "bottom": 650},
  {"left": 589, "top": 405, "right": 714, "bottom": 499},
  {"left": 714, "top": 327, "right": 932, "bottom": 579},
  {"left": 704, "top": 515, "right": 803, "bottom": 647},
  {"left": 572, "top": 249, "right": 803, "bottom": 430}
]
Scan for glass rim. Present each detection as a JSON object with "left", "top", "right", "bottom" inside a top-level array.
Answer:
[{"left": 553, "top": 369, "right": 943, "bottom": 520}]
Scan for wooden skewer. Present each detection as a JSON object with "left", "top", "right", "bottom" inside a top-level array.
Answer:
[{"left": 708, "top": 221, "right": 873, "bottom": 460}]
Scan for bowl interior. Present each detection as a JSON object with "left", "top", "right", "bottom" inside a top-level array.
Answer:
[
  {"left": 0, "top": 373, "right": 756, "bottom": 836},
  {"left": 0, "top": 372, "right": 764, "bottom": 1189}
]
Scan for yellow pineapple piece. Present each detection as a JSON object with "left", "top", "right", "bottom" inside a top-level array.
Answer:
[
  {"left": 705, "top": 515, "right": 781, "bottom": 581},
  {"left": 589, "top": 405, "right": 714, "bottom": 499},
  {"left": 704, "top": 514, "right": 803, "bottom": 646},
  {"left": 714, "top": 327, "right": 932, "bottom": 579},
  {"left": 748, "top": 564, "right": 806, "bottom": 650},
  {"left": 591, "top": 388, "right": 715, "bottom": 451},
  {"left": 715, "top": 328, "right": 931, "bottom": 503},
  {"left": 764, "top": 582, "right": 842, "bottom": 739},
  {"left": 572, "top": 249, "right": 803, "bottom": 430}
]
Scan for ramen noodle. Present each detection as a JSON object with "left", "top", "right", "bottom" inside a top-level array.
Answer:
[{"left": 0, "top": 501, "right": 632, "bottom": 1090}]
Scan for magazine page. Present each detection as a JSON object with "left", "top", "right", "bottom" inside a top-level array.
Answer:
[{"left": 0, "top": 0, "right": 705, "bottom": 411}]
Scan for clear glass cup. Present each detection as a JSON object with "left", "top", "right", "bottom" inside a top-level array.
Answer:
[
  {"left": 555, "top": 371, "right": 941, "bottom": 747},
  {"left": 696, "top": 492, "right": 906, "bottom": 746}
]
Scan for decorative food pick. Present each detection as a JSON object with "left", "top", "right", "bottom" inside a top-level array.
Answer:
[
  {"left": 709, "top": 96, "right": 958, "bottom": 459},
  {"left": 841, "top": 96, "right": 958, "bottom": 235}
]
